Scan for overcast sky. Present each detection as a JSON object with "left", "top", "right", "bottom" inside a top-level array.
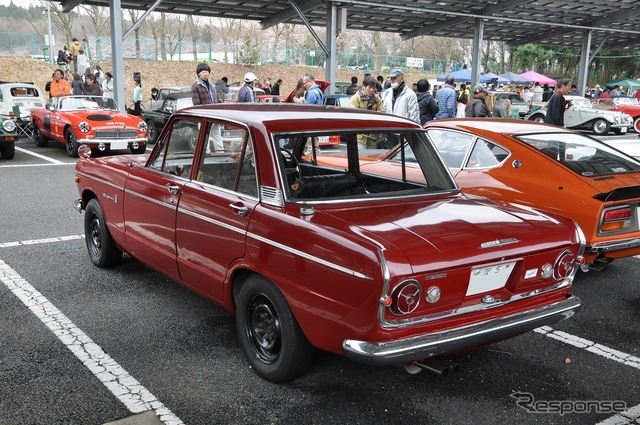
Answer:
[{"left": 0, "top": 0, "right": 37, "bottom": 7}]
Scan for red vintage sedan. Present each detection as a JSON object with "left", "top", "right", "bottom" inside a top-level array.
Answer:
[
  {"left": 73, "top": 104, "right": 584, "bottom": 382},
  {"left": 31, "top": 95, "right": 148, "bottom": 157}
]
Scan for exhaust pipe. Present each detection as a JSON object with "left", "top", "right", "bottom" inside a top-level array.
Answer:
[{"left": 405, "top": 357, "right": 460, "bottom": 376}]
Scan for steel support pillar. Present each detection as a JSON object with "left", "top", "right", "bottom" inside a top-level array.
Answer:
[{"left": 470, "top": 18, "right": 484, "bottom": 90}]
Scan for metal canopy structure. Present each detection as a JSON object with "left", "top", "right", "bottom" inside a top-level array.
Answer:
[
  {"left": 49, "top": 0, "right": 640, "bottom": 108},
  {"left": 55, "top": 0, "right": 640, "bottom": 50}
]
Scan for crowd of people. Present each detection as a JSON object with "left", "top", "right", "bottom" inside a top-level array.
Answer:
[{"left": 43, "top": 45, "right": 640, "bottom": 139}]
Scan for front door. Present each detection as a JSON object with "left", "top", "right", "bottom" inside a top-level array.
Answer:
[{"left": 123, "top": 118, "right": 202, "bottom": 281}]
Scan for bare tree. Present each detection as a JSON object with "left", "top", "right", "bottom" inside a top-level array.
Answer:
[
  {"left": 210, "top": 18, "right": 245, "bottom": 64},
  {"left": 26, "top": 0, "right": 75, "bottom": 51},
  {"left": 164, "top": 14, "right": 188, "bottom": 60},
  {"left": 127, "top": 9, "right": 142, "bottom": 59}
]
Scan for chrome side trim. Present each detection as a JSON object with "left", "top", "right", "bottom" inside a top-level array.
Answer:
[
  {"left": 75, "top": 171, "right": 123, "bottom": 192},
  {"left": 248, "top": 232, "right": 373, "bottom": 280},
  {"left": 124, "top": 188, "right": 176, "bottom": 210},
  {"left": 177, "top": 207, "right": 246, "bottom": 236},
  {"left": 343, "top": 295, "right": 581, "bottom": 366}
]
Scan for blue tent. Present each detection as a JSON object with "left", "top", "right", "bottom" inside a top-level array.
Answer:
[
  {"left": 437, "top": 68, "right": 472, "bottom": 83},
  {"left": 499, "top": 72, "right": 532, "bottom": 84},
  {"left": 480, "top": 73, "right": 510, "bottom": 84}
]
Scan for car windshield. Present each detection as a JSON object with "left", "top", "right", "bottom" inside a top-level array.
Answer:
[
  {"left": 517, "top": 132, "right": 640, "bottom": 177},
  {"left": 10, "top": 86, "right": 41, "bottom": 98},
  {"left": 274, "top": 130, "right": 456, "bottom": 201},
  {"left": 59, "top": 96, "right": 118, "bottom": 111},
  {"left": 570, "top": 98, "right": 591, "bottom": 108}
]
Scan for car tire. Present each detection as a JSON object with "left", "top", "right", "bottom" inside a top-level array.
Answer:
[
  {"left": 634, "top": 116, "right": 640, "bottom": 133},
  {"left": 0, "top": 144, "right": 15, "bottom": 159},
  {"left": 592, "top": 119, "right": 610, "bottom": 135},
  {"left": 236, "top": 275, "right": 315, "bottom": 382},
  {"left": 33, "top": 122, "right": 49, "bottom": 147},
  {"left": 84, "top": 198, "right": 123, "bottom": 268},
  {"left": 130, "top": 145, "right": 146, "bottom": 154},
  {"left": 146, "top": 120, "right": 158, "bottom": 144},
  {"left": 529, "top": 114, "right": 545, "bottom": 123},
  {"left": 65, "top": 128, "right": 80, "bottom": 157}
]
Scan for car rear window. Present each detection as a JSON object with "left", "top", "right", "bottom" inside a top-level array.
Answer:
[
  {"left": 517, "top": 133, "right": 640, "bottom": 177},
  {"left": 10, "top": 87, "right": 41, "bottom": 98}
]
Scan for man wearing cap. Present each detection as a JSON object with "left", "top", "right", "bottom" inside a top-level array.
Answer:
[
  {"left": 191, "top": 62, "right": 218, "bottom": 106},
  {"left": 381, "top": 68, "right": 419, "bottom": 124},
  {"left": 465, "top": 85, "right": 492, "bottom": 117},
  {"left": 239, "top": 72, "right": 258, "bottom": 102},
  {"left": 435, "top": 74, "right": 457, "bottom": 119}
]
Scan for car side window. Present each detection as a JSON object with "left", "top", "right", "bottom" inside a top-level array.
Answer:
[
  {"left": 426, "top": 129, "right": 474, "bottom": 169},
  {"left": 465, "top": 139, "right": 509, "bottom": 168},
  {"left": 150, "top": 119, "right": 200, "bottom": 178},
  {"left": 195, "top": 122, "right": 257, "bottom": 197}
]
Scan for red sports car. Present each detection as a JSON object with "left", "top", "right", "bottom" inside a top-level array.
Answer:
[
  {"left": 31, "top": 95, "right": 148, "bottom": 157},
  {"left": 73, "top": 104, "right": 583, "bottom": 382}
]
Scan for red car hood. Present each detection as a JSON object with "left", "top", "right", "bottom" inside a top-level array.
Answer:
[
  {"left": 315, "top": 195, "right": 574, "bottom": 273},
  {"left": 66, "top": 110, "right": 139, "bottom": 127}
]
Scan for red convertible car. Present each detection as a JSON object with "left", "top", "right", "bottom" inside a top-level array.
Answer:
[
  {"left": 31, "top": 95, "right": 148, "bottom": 157},
  {"left": 73, "top": 104, "right": 584, "bottom": 382},
  {"left": 591, "top": 97, "right": 640, "bottom": 132}
]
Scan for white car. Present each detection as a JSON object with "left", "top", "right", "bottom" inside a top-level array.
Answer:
[
  {"left": 0, "top": 82, "right": 46, "bottom": 122},
  {"left": 527, "top": 95, "right": 633, "bottom": 135}
]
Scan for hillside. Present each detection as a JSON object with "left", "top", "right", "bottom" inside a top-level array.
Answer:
[{"left": 0, "top": 56, "right": 438, "bottom": 105}]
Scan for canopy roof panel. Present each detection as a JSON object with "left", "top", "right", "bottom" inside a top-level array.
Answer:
[{"left": 54, "top": 0, "right": 640, "bottom": 51}]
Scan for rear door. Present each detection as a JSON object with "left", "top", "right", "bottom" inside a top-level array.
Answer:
[{"left": 175, "top": 121, "right": 259, "bottom": 301}]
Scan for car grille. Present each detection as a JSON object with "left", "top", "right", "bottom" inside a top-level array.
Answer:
[{"left": 95, "top": 130, "right": 138, "bottom": 139}]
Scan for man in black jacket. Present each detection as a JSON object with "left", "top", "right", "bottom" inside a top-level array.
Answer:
[
  {"left": 465, "top": 85, "right": 491, "bottom": 117},
  {"left": 544, "top": 77, "right": 571, "bottom": 127}
]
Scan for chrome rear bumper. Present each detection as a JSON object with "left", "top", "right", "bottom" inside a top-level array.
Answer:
[
  {"left": 343, "top": 295, "right": 581, "bottom": 366},
  {"left": 586, "top": 238, "right": 640, "bottom": 254}
]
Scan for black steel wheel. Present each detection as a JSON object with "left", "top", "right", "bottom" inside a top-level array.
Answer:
[
  {"left": 33, "top": 122, "right": 49, "bottom": 147},
  {"left": 84, "top": 198, "right": 122, "bottom": 268},
  {"left": 65, "top": 128, "right": 80, "bottom": 157},
  {"left": 236, "top": 275, "right": 315, "bottom": 382},
  {"left": 146, "top": 120, "right": 159, "bottom": 143}
]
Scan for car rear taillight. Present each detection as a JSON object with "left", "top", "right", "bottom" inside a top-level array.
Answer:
[
  {"left": 600, "top": 206, "right": 632, "bottom": 232},
  {"left": 328, "top": 135, "right": 340, "bottom": 144}
]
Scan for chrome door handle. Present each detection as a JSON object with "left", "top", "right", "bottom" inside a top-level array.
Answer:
[
  {"left": 229, "top": 203, "right": 249, "bottom": 217},
  {"left": 165, "top": 184, "right": 180, "bottom": 194}
]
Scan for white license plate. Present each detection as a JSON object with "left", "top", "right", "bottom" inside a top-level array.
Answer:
[
  {"left": 110, "top": 140, "right": 128, "bottom": 150},
  {"left": 620, "top": 127, "right": 627, "bottom": 133},
  {"left": 466, "top": 261, "right": 516, "bottom": 296}
]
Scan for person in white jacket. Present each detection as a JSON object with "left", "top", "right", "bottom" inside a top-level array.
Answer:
[
  {"left": 381, "top": 68, "right": 419, "bottom": 124},
  {"left": 101, "top": 72, "right": 114, "bottom": 98}
]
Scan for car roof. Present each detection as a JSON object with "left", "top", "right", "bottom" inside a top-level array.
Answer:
[
  {"left": 159, "top": 86, "right": 190, "bottom": 91},
  {"left": 165, "top": 92, "right": 192, "bottom": 100},
  {"left": 177, "top": 103, "right": 420, "bottom": 132},
  {"left": 425, "top": 118, "right": 575, "bottom": 136}
]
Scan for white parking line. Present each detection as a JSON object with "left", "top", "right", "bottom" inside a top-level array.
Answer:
[
  {"left": 0, "top": 235, "right": 84, "bottom": 248},
  {"left": 0, "top": 259, "right": 184, "bottom": 425},
  {"left": 14, "top": 146, "right": 68, "bottom": 165},
  {"left": 535, "top": 326, "right": 640, "bottom": 370},
  {"left": 596, "top": 404, "right": 640, "bottom": 425}
]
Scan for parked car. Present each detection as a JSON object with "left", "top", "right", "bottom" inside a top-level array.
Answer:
[
  {"left": 488, "top": 91, "right": 530, "bottom": 117},
  {"left": 31, "top": 95, "right": 148, "bottom": 157},
  {"left": 418, "top": 119, "right": 640, "bottom": 270},
  {"left": 0, "top": 82, "right": 47, "bottom": 121},
  {"left": 591, "top": 97, "right": 640, "bottom": 132},
  {"left": 142, "top": 92, "right": 193, "bottom": 143},
  {"left": 323, "top": 94, "right": 351, "bottom": 107},
  {"left": 149, "top": 86, "right": 191, "bottom": 110},
  {"left": 527, "top": 95, "right": 633, "bottom": 135},
  {"left": 0, "top": 115, "right": 17, "bottom": 159},
  {"left": 73, "top": 104, "right": 584, "bottom": 382},
  {"left": 224, "top": 86, "right": 266, "bottom": 102}
]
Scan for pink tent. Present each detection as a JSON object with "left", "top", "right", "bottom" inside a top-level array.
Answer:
[{"left": 520, "top": 71, "right": 557, "bottom": 86}]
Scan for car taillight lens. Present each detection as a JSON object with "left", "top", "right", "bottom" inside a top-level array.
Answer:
[
  {"left": 389, "top": 280, "right": 422, "bottom": 316},
  {"left": 600, "top": 206, "right": 632, "bottom": 232},
  {"left": 328, "top": 135, "right": 340, "bottom": 144}
]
